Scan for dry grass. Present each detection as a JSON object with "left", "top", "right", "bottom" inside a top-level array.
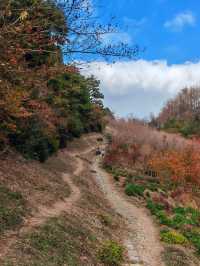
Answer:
[
  {"left": 0, "top": 150, "right": 72, "bottom": 210},
  {"left": 109, "top": 118, "right": 194, "bottom": 151}
]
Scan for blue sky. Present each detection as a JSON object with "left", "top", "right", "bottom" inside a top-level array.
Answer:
[
  {"left": 83, "top": 0, "right": 200, "bottom": 118},
  {"left": 96, "top": 0, "right": 200, "bottom": 64}
]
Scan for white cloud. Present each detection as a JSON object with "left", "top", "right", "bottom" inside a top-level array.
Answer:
[
  {"left": 164, "top": 11, "right": 196, "bottom": 31},
  {"left": 83, "top": 60, "right": 200, "bottom": 96},
  {"left": 82, "top": 59, "right": 200, "bottom": 117}
]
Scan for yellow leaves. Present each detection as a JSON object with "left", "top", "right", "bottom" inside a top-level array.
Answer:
[{"left": 19, "top": 11, "right": 28, "bottom": 21}]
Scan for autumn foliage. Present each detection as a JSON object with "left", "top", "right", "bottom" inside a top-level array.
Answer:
[
  {"left": 0, "top": 0, "right": 106, "bottom": 161},
  {"left": 149, "top": 148, "right": 200, "bottom": 185},
  {"left": 104, "top": 118, "right": 200, "bottom": 186}
]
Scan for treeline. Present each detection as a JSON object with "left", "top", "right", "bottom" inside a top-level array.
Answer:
[
  {"left": 0, "top": 0, "right": 109, "bottom": 161},
  {"left": 151, "top": 87, "right": 200, "bottom": 137}
]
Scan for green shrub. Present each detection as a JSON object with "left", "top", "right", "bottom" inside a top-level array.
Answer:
[
  {"left": 146, "top": 200, "right": 174, "bottom": 226},
  {"left": 171, "top": 213, "right": 187, "bottom": 229},
  {"left": 161, "top": 230, "right": 188, "bottom": 245},
  {"left": 156, "top": 211, "right": 172, "bottom": 227},
  {"left": 98, "top": 240, "right": 124, "bottom": 266},
  {"left": 172, "top": 207, "right": 200, "bottom": 228},
  {"left": 173, "top": 207, "right": 188, "bottom": 216},
  {"left": 146, "top": 200, "right": 165, "bottom": 215},
  {"left": 125, "top": 183, "right": 145, "bottom": 197},
  {"left": 183, "top": 229, "right": 200, "bottom": 254},
  {"left": 68, "top": 115, "right": 84, "bottom": 138},
  {"left": 9, "top": 119, "right": 59, "bottom": 162}
]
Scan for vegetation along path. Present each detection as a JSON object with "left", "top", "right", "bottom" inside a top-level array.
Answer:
[{"left": 93, "top": 148, "right": 165, "bottom": 266}]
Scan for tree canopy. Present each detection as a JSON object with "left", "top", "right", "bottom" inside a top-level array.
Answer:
[{"left": 0, "top": 0, "right": 138, "bottom": 160}]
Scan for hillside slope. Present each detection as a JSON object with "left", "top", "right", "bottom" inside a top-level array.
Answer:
[
  {"left": 1, "top": 128, "right": 199, "bottom": 266},
  {"left": 0, "top": 134, "right": 126, "bottom": 265}
]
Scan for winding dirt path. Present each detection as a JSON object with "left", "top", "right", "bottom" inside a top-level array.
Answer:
[
  {"left": 0, "top": 147, "right": 92, "bottom": 260},
  {"left": 93, "top": 158, "right": 165, "bottom": 266}
]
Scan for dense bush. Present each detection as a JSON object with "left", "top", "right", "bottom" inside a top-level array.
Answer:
[{"left": 9, "top": 119, "right": 59, "bottom": 162}]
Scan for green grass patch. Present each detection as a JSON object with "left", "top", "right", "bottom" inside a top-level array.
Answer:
[
  {"left": 98, "top": 240, "right": 124, "bottom": 266},
  {"left": 146, "top": 199, "right": 165, "bottom": 215},
  {"left": 146, "top": 201, "right": 172, "bottom": 226},
  {"left": 0, "top": 185, "right": 27, "bottom": 233},
  {"left": 173, "top": 207, "right": 200, "bottom": 227},
  {"left": 125, "top": 183, "right": 145, "bottom": 197}
]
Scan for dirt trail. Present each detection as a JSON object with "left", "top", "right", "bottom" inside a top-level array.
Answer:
[
  {"left": 93, "top": 158, "right": 165, "bottom": 266},
  {"left": 0, "top": 147, "right": 92, "bottom": 260},
  {"left": 27, "top": 147, "right": 92, "bottom": 227}
]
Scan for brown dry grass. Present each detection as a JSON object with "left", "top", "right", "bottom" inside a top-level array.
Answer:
[{"left": 0, "top": 150, "right": 72, "bottom": 210}]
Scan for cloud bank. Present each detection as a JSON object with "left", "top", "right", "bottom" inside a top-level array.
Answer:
[
  {"left": 82, "top": 60, "right": 200, "bottom": 117},
  {"left": 83, "top": 60, "right": 200, "bottom": 95},
  {"left": 164, "top": 11, "right": 196, "bottom": 31}
]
